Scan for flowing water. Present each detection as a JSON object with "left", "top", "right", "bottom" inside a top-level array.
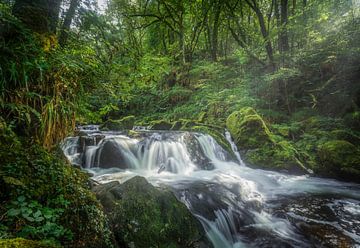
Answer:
[{"left": 62, "top": 128, "right": 360, "bottom": 248}]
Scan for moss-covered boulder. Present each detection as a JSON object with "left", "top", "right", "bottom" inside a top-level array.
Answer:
[
  {"left": 149, "top": 120, "right": 173, "bottom": 130},
  {"left": 100, "top": 115, "right": 135, "bottom": 131},
  {"left": 0, "top": 238, "right": 57, "bottom": 248},
  {"left": 187, "top": 125, "right": 235, "bottom": 160},
  {"left": 0, "top": 121, "right": 114, "bottom": 248},
  {"left": 93, "top": 176, "right": 210, "bottom": 248},
  {"left": 226, "top": 107, "right": 274, "bottom": 149},
  {"left": 317, "top": 140, "right": 360, "bottom": 182},
  {"left": 226, "top": 107, "right": 309, "bottom": 174}
]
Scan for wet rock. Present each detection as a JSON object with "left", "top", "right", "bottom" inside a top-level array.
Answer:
[
  {"left": 97, "top": 139, "right": 128, "bottom": 169},
  {"left": 100, "top": 115, "right": 135, "bottom": 131},
  {"left": 93, "top": 176, "right": 210, "bottom": 248},
  {"left": 79, "top": 135, "right": 100, "bottom": 153},
  {"left": 187, "top": 125, "right": 235, "bottom": 161},
  {"left": 299, "top": 223, "right": 356, "bottom": 248},
  {"left": 317, "top": 140, "right": 360, "bottom": 182},
  {"left": 149, "top": 120, "right": 173, "bottom": 130},
  {"left": 226, "top": 107, "right": 308, "bottom": 174},
  {"left": 226, "top": 107, "right": 273, "bottom": 149},
  {"left": 183, "top": 132, "right": 214, "bottom": 170}
]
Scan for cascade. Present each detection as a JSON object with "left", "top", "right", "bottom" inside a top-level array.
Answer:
[{"left": 62, "top": 127, "right": 360, "bottom": 247}]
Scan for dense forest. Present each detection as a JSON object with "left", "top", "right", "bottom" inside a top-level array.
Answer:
[{"left": 0, "top": 0, "right": 360, "bottom": 247}]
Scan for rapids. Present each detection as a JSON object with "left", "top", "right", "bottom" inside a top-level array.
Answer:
[{"left": 62, "top": 127, "right": 360, "bottom": 248}]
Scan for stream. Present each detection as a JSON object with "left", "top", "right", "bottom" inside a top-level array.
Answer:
[{"left": 62, "top": 126, "right": 360, "bottom": 248}]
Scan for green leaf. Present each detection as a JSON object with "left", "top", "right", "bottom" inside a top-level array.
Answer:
[
  {"left": 33, "top": 210, "right": 42, "bottom": 218},
  {"left": 17, "top": 196, "right": 25, "bottom": 202},
  {"left": 7, "top": 208, "right": 20, "bottom": 217}
]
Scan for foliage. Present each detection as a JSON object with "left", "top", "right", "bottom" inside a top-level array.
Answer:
[
  {"left": 0, "top": 121, "right": 113, "bottom": 247},
  {"left": 0, "top": 238, "right": 57, "bottom": 248}
]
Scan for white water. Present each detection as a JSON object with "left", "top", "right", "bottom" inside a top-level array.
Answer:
[{"left": 62, "top": 129, "right": 360, "bottom": 247}]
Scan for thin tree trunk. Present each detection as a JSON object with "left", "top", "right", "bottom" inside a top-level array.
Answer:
[
  {"left": 59, "top": 0, "right": 79, "bottom": 47},
  {"left": 244, "top": 0, "right": 275, "bottom": 68},
  {"left": 280, "top": 0, "right": 290, "bottom": 53},
  {"left": 211, "top": 0, "right": 221, "bottom": 61}
]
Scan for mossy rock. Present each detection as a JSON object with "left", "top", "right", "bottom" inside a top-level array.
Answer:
[
  {"left": 0, "top": 121, "right": 114, "bottom": 247},
  {"left": 100, "top": 115, "right": 135, "bottom": 131},
  {"left": 226, "top": 107, "right": 274, "bottom": 150},
  {"left": 226, "top": 107, "right": 309, "bottom": 174},
  {"left": 0, "top": 238, "right": 57, "bottom": 248},
  {"left": 149, "top": 120, "right": 173, "bottom": 130},
  {"left": 185, "top": 125, "right": 235, "bottom": 160},
  {"left": 245, "top": 141, "right": 308, "bottom": 174},
  {"left": 317, "top": 140, "right": 360, "bottom": 182},
  {"left": 93, "top": 176, "right": 210, "bottom": 248}
]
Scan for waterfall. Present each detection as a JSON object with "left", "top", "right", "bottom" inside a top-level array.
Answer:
[{"left": 62, "top": 128, "right": 360, "bottom": 247}]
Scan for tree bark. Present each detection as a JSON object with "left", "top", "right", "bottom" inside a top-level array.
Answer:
[
  {"left": 211, "top": 0, "right": 222, "bottom": 61},
  {"left": 59, "top": 0, "right": 79, "bottom": 47},
  {"left": 244, "top": 0, "right": 275, "bottom": 68},
  {"left": 280, "top": 0, "right": 290, "bottom": 53}
]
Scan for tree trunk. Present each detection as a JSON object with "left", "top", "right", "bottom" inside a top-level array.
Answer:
[
  {"left": 13, "top": 0, "right": 61, "bottom": 34},
  {"left": 280, "top": 0, "right": 290, "bottom": 53},
  {"left": 245, "top": 0, "right": 275, "bottom": 68},
  {"left": 59, "top": 0, "right": 79, "bottom": 47},
  {"left": 211, "top": 0, "right": 222, "bottom": 61}
]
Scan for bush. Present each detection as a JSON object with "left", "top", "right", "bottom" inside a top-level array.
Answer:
[{"left": 0, "top": 121, "right": 113, "bottom": 247}]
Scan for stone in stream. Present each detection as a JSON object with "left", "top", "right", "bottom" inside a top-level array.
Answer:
[
  {"left": 93, "top": 176, "right": 211, "bottom": 248},
  {"left": 97, "top": 139, "right": 128, "bottom": 169}
]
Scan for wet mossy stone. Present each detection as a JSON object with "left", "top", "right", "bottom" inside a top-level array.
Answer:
[
  {"left": 93, "top": 176, "right": 210, "bottom": 248},
  {"left": 149, "top": 120, "right": 173, "bottom": 130},
  {"left": 186, "top": 125, "right": 235, "bottom": 161},
  {"left": 97, "top": 139, "right": 129, "bottom": 169},
  {"left": 0, "top": 238, "right": 57, "bottom": 248},
  {"left": 226, "top": 107, "right": 274, "bottom": 150},
  {"left": 100, "top": 115, "right": 135, "bottom": 131},
  {"left": 182, "top": 132, "right": 214, "bottom": 170},
  {"left": 317, "top": 140, "right": 360, "bottom": 182},
  {"left": 226, "top": 107, "right": 309, "bottom": 174}
]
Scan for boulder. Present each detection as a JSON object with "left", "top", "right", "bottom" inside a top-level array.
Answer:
[
  {"left": 226, "top": 107, "right": 273, "bottom": 149},
  {"left": 97, "top": 140, "right": 128, "bottom": 169},
  {"left": 226, "top": 107, "right": 308, "bottom": 174},
  {"left": 100, "top": 116, "right": 135, "bottom": 131},
  {"left": 149, "top": 120, "right": 173, "bottom": 130},
  {"left": 93, "top": 176, "right": 210, "bottom": 248},
  {"left": 317, "top": 140, "right": 360, "bottom": 182},
  {"left": 187, "top": 126, "right": 235, "bottom": 161},
  {"left": 182, "top": 132, "right": 214, "bottom": 170}
]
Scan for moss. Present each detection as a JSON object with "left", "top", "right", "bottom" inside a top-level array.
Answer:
[
  {"left": 226, "top": 107, "right": 274, "bottom": 149},
  {"left": 0, "top": 122, "right": 114, "bottom": 247},
  {"left": 226, "top": 107, "right": 309, "bottom": 174},
  {"left": 317, "top": 140, "right": 360, "bottom": 182},
  {"left": 100, "top": 115, "right": 135, "bottom": 131},
  {"left": 149, "top": 120, "right": 173, "bottom": 130},
  {"left": 186, "top": 125, "right": 235, "bottom": 158},
  {"left": 245, "top": 140, "right": 307, "bottom": 174},
  {"left": 0, "top": 238, "right": 57, "bottom": 248},
  {"left": 94, "top": 177, "right": 208, "bottom": 248}
]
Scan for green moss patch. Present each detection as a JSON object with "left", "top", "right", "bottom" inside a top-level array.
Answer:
[
  {"left": 317, "top": 140, "right": 360, "bottom": 182},
  {"left": 0, "top": 121, "right": 114, "bottom": 247},
  {"left": 0, "top": 238, "right": 57, "bottom": 248},
  {"left": 100, "top": 115, "right": 135, "bottom": 131},
  {"left": 93, "top": 176, "right": 209, "bottom": 248}
]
